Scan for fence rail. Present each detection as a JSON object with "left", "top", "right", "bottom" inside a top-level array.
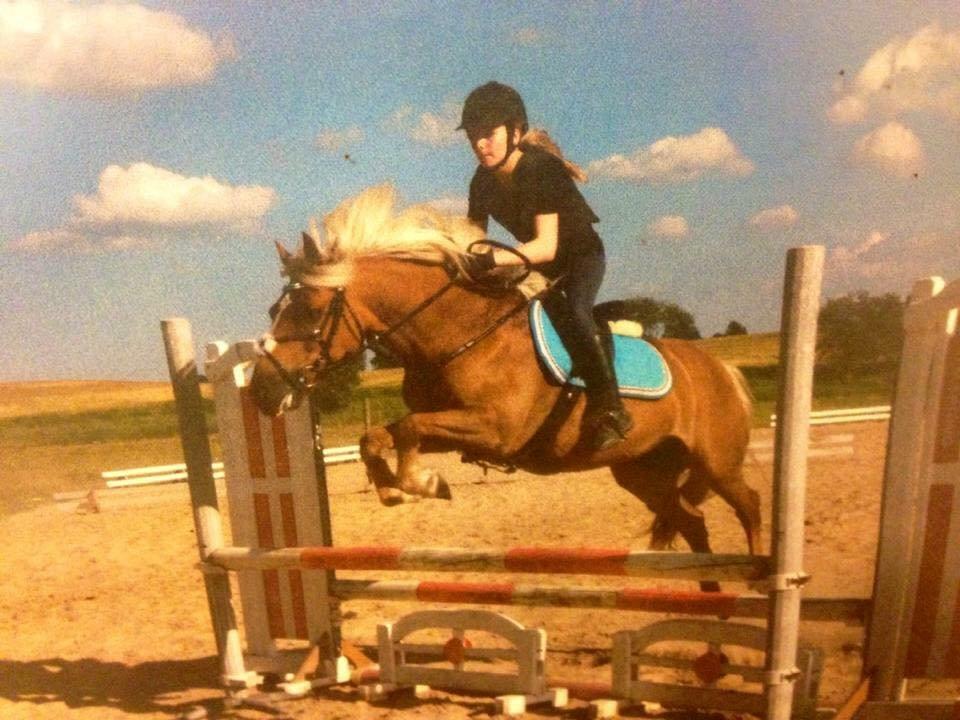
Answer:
[
  {"left": 769, "top": 405, "right": 890, "bottom": 427},
  {"left": 101, "top": 445, "right": 361, "bottom": 488},
  {"left": 97, "top": 411, "right": 874, "bottom": 490}
]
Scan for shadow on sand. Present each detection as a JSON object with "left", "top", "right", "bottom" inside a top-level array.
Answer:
[{"left": 0, "top": 656, "right": 222, "bottom": 716}]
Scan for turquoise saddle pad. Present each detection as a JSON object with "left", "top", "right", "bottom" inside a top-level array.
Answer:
[{"left": 529, "top": 300, "right": 672, "bottom": 399}]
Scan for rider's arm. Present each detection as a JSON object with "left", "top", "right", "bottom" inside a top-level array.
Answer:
[{"left": 493, "top": 212, "right": 558, "bottom": 266}]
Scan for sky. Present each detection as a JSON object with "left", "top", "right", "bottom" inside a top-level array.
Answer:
[{"left": 2, "top": 1, "right": 959, "bottom": 381}]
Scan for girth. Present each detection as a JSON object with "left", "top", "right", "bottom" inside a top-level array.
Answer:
[{"left": 461, "top": 383, "right": 580, "bottom": 474}]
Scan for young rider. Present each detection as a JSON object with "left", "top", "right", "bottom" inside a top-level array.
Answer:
[{"left": 458, "top": 81, "right": 633, "bottom": 451}]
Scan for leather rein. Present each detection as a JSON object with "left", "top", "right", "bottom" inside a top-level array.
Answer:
[{"left": 257, "top": 274, "right": 532, "bottom": 398}]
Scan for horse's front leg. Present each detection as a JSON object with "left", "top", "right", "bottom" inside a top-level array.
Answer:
[
  {"left": 359, "top": 424, "right": 423, "bottom": 506},
  {"left": 389, "top": 407, "right": 502, "bottom": 503}
]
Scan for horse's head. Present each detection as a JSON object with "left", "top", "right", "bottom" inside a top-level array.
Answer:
[
  {"left": 250, "top": 236, "right": 364, "bottom": 415},
  {"left": 249, "top": 183, "right": 507, "bottom": 415}
]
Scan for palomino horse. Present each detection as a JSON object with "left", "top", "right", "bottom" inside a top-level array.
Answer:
[{"left": 250, "top": 186, "right": 761, "bottom": 573}]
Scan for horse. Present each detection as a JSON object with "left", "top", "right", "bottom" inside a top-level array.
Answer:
[{"left": 250, "top": 185, "right": 761, "bottom": 581}]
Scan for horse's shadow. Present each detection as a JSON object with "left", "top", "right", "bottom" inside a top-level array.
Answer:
[{"left": 0, "top": 656, "right": 222, "bottom": 716}]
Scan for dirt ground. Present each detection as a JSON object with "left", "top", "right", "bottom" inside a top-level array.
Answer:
[{"left": 0, "top": 422, "right": 892, "bottom": 719}]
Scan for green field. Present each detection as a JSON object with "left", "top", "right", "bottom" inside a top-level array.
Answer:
[{"left": 0, "top": 334, "right": 895, "bottom": 516}]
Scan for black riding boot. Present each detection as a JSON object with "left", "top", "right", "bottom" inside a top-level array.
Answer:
[{"left": 579, "top": 333, "right": 634, "bottom": 451}]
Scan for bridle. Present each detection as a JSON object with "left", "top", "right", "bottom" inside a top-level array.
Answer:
[
  {"left": 256, "top": 283, "right": 368, "bottom": 397},
  {"left": 257, "top": 276, "right": 530, "bottom": 400},
  {"left": 256, "top": 243, "right": 550, "bottom": 401}
]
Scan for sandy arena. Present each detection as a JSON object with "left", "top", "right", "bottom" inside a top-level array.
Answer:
[{"left": 0, "top": 421, "right": 888, "bottom": 719}]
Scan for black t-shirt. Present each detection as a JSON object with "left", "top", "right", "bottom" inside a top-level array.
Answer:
[{"left": 467, "top": 148, "right": 602, "bottom": 278}]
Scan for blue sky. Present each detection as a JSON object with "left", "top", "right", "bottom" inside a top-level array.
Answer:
[{"left": 2, "top": 1, "right": 959, "bottom": 380}]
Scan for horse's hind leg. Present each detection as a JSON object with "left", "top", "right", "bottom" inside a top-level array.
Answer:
[
  {"left": 699, "top": 463, "right": 762, "bottom": 555},
  {"left": 610, "top": 444, "right": 720, "bottom": 592}
]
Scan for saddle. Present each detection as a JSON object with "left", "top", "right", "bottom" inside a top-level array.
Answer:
[{"left": 529, "top": 300, "right": 672, "bottom": 399}]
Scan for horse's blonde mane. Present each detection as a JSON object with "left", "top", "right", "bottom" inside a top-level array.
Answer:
[{"left": 286, "top": 184, "right": 485, "bottom": 287}]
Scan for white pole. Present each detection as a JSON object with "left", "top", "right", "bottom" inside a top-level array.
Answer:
[
  {"left": 766, "top": 246, "right": 824, "bottom": 720},
  {"left": 162, "top": 318, "right": 250, "bottom": 688}
]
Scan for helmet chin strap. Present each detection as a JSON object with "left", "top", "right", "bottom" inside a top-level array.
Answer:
[{"left": 489, "top": 125, "right": 518, "bottom": 171}]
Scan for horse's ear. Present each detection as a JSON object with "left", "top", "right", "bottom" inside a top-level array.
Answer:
[
  {"left": 275, "top": 241, "right": 293, "bottom": 265},
  {"left": 302, "top": 231, "right": 323, "bottom": 264}
]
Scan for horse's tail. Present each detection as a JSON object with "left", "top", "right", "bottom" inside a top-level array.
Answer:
[
  {"left": 723, "top": 362, "right": 754, "bottom": 424},
  {"left": 648, "top": 361, "right": 755, "bottom": 557}
]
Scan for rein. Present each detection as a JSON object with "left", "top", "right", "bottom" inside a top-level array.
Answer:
[{"left": 258, "top": 273, "right": 541, "bottom": 397}]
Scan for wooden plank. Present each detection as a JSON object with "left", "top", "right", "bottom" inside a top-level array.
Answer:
[
  {"left": 865, "top": 275, "right": 960, "bottom": 700},
  {"left": 210, "top": 546, "right": 771, "bottom": 581},
  {"left": 624, "top": 679, "right": 766, "bottom": 716},
  {"left": 100, "top": 445, "right": 359, "bottom": 489},
  {"left": 102, "top": 461, "right": 226, "bottom": 479},
  {"left": 857, "top": 700, "right": 960, "bottom": 720},
  {"left": 330, "top": 579, "right": 869, "bottom": 622},
  {"left": 834, "top": 675, "right": 870, "bottom": 720}
]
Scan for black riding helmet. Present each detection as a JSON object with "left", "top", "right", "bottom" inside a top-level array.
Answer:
[
  {"left": 457, "top": 81, "right": 529, "bottom": 135},
  {"left": 458, "top": 82, "right": 528, "bottom": 170}
]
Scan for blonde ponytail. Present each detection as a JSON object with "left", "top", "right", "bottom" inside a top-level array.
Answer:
[{"left": 518, "top": 129, "right": 588, "bottom": 183}]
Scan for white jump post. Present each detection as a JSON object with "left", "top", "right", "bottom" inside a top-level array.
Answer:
[
  {"left": 860, "top": 275, "right": 960, "bottom": 719},
  {"left": 203, "top": 338, "right": 346, "bottom": 689},
  {"left": 161, "top": 318, "right": 256, "bottom": 690},
  {"left": 766, "top": 246, "right": 823, "bottom": 720}
]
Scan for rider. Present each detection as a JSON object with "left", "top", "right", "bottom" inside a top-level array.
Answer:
[{"left": 458, "top": 81, "right": 633, "bottom": 451}]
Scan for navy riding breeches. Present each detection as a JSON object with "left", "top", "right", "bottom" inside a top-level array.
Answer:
[{"left": 542, "top": 249, "right": 606, "bottom": 370}]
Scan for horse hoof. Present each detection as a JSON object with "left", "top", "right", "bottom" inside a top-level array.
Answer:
[
  {"left": 377, "top": 487, "right": 420, "bottom": 506},
  {"left": 413, "top": 468, "right": 452, "bottom": 500}
]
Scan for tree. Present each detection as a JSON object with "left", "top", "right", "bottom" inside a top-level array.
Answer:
[
  {"left": 817, "top": 291, "right": 904, "bottom": 376},
  {"left": 724, "top": 320, "right": 748, "bottom": 336},
  {"left": 370, "top": 345, "right": 403, "bottom": 370},
  {"left": 594, "top": 297, "right": 701, "bottom": 339},
  {"left": 309, "top": 356, "right": 363, "bottom": 412}
]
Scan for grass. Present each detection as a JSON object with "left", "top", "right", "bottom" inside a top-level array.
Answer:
[
  {"left": 744, "top": 365, "right": 895, "bottom": 427},
  {"left": 0, "top": 401, "right": 213, "bottom": 447},
  {"left": 0, "top": 380, "right": 173, "bottom": 418},
  {"left": 694, "top": 332, "right": 780, "bottom": 368},
  {"left": 0, "top": 334, "right": 896, "bottom": 516}
]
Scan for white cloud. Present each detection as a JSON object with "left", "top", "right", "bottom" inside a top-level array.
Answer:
[
  {"left": 825, "top": 228, "right": 960, "bottom": 289},
  {"left": 827, "top": 95, "right": 868, "bottom": 124},
  {"left": 7, "top": 163, "right": 276, "bottom": 253},
  {"left": 315, "top": 125, "right": 363, "bottom": 153},
  {"left": 6, "top": 227, "right": 157, "bottom": 253},
  {"left": 829, "top": 230, "right": 894, "bottom": 282},
  {"left": 384, "top": 105, "right": 414, "bottom": 131},
  {"left": 510, "top": 27, "right": 543, "bottom": 45},
  {"left": 387, "top": 102, "right": 462, "bottom": 147},
  {"left": 72, "top": 163, "right": 276, "bottom": 230},
  {"left": 411, "top": 105, "right": 462, "bottom": 147},
  {"left": 587, "top": 127, "right": 754, "bottom": 184},
  {"left": 648, "top": 215, "right": 690, "bottom": 239},
  {"left": 852, "top": 121, "right": 924, "bottom": 177},
  {"left": 831, "top": 230, "right": 889, "bottom": 265},
  {"left": 749, "top": 204, "right": 799, "bottom": 230},
  {"left": 829, "top": 23, "right": 960, "bottom": 124},
  {"left": 0, "top": 0, "right": 234, "bottom": 96}
]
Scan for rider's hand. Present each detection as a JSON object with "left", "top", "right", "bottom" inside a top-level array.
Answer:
[{"left": 461, "top": 249, "right": 496, "bottom": 280}]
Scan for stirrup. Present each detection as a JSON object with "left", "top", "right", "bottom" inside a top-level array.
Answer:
[{"left": 587, "top": 409, "right": 634, "bottom": 451}]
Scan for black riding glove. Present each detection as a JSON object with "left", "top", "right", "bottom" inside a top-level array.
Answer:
[{"left": 462, "top": 249, "right": 496, "bottom": 279}]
